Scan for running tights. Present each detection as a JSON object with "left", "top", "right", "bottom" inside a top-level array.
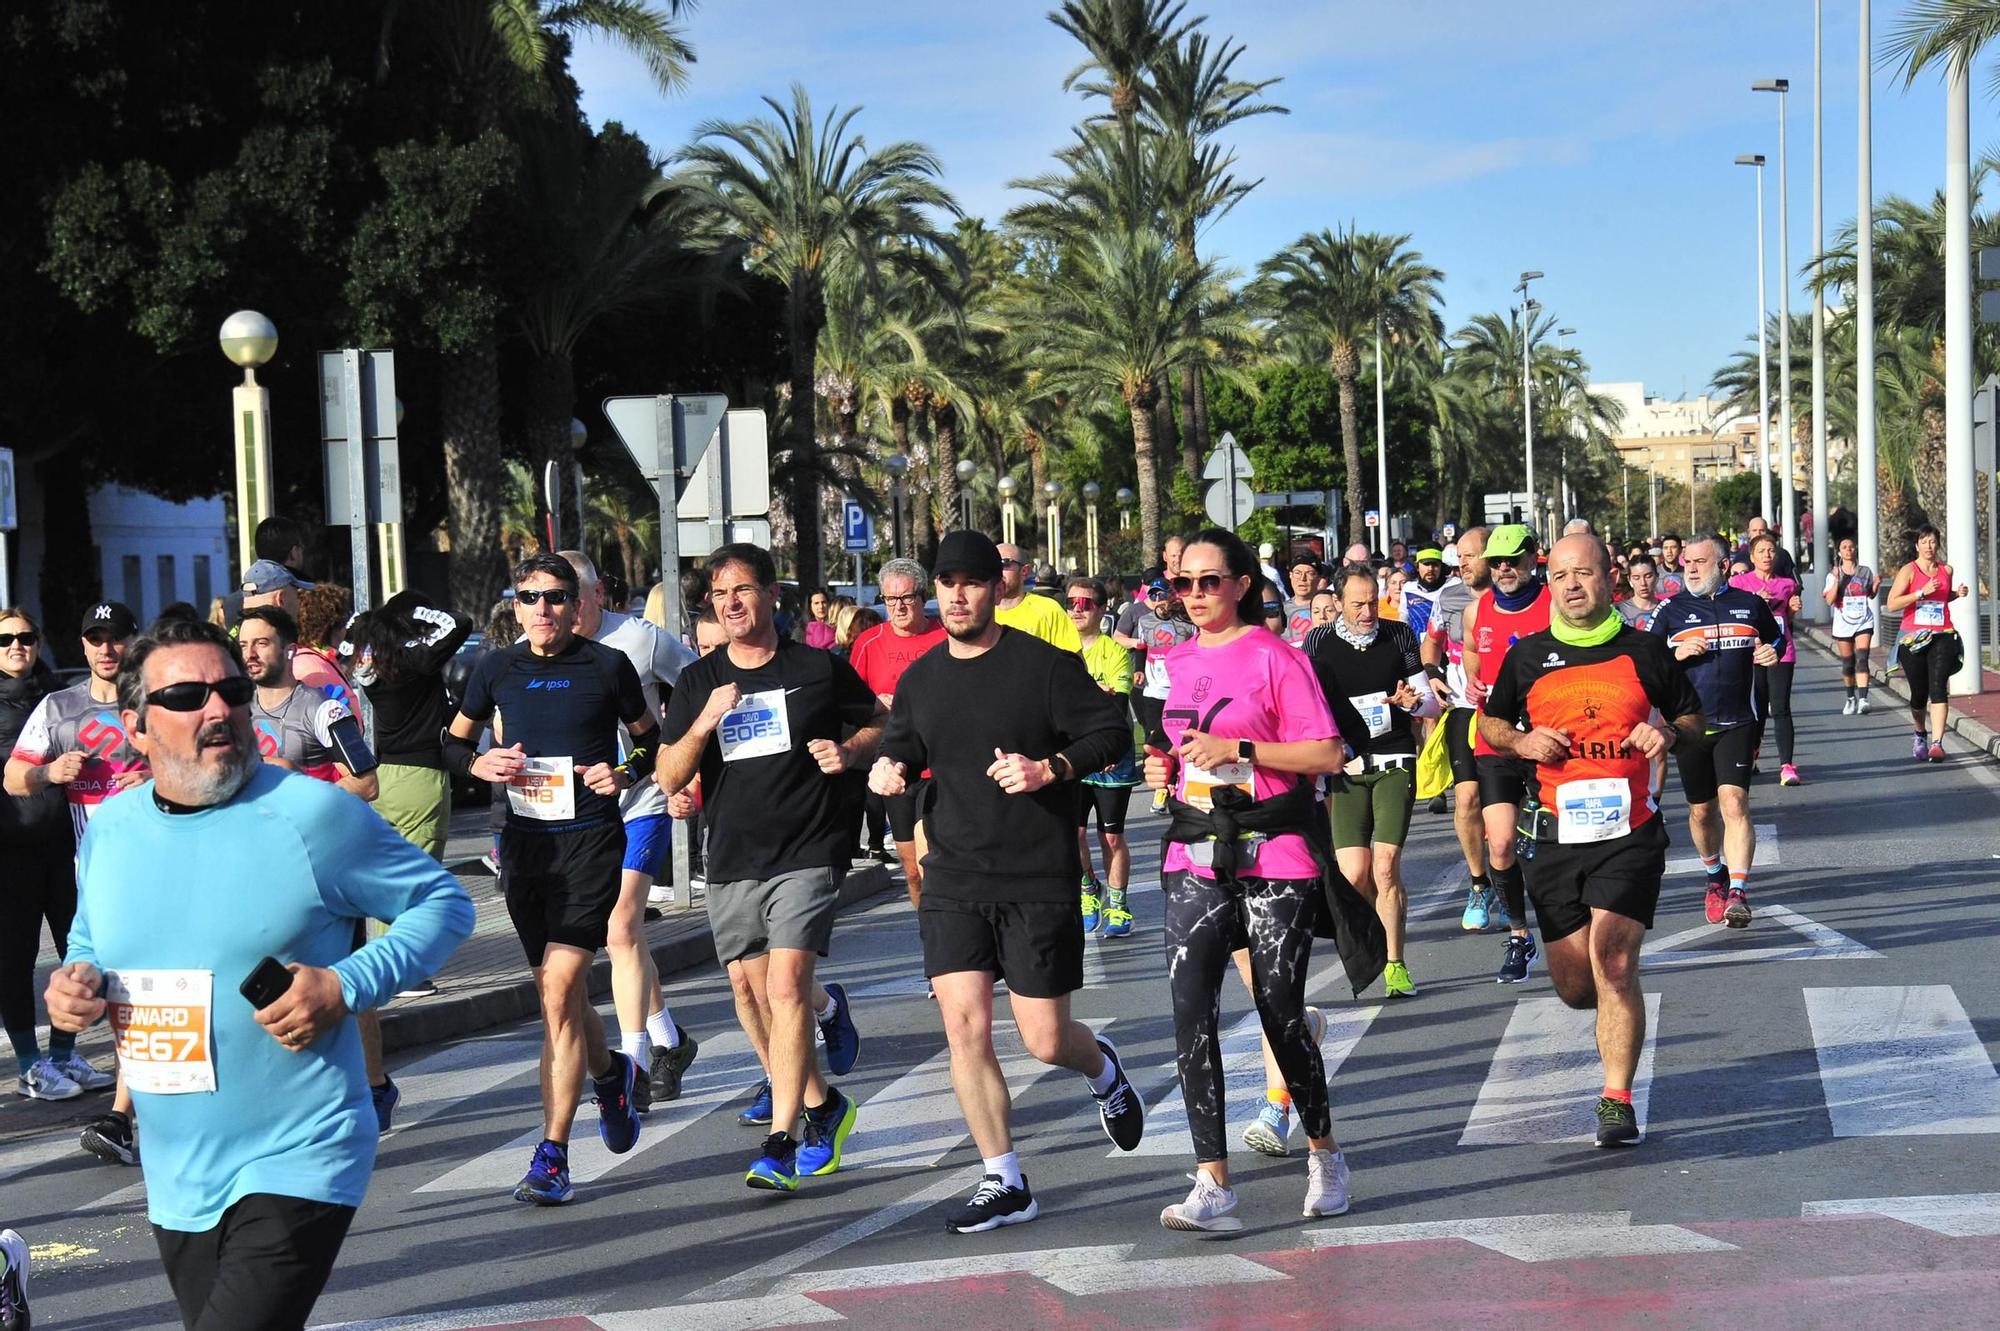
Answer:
[
  {"left": 0, "top": 847, "right": 77, "bottom": 1065},
  {"left": 1165, "top": 870, "right": 1328, "bottom": 1163},
  {"left": 1764, "top": 660, "right": 1795, "bottom": 765}
]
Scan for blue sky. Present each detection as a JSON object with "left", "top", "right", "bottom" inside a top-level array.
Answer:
[{"left": 572, "top": 0, "right": 1986, "bottom": 403}]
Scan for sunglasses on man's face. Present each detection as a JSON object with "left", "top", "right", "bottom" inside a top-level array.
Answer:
[
  {"left": 1262, "top": 603, "right": 1285, "bottom": 616},
  {"left": 515, "top": 588, "right": 574, "bottom": 607},
  {"left": 144, "top": 676, "right": 255, "bottom": 712},
  {"left": 1068, "top": 597, "right": 1099, "bottom": 610},
  {"left": 1170, "top": 574, "right": 1229, "bottom": 596},
  {"left": 0, "top": 632, "right": 38, "bottom": 648},
  {"left": 998, "top": 558, "right": 1025, "bottom": 570}
]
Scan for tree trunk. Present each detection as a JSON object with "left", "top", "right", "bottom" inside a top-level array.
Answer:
[
  {"left": 617, "top": 526, "right": 638, "bottom": 591},
  {"left": 1179, "top": 361, "right": 1202, "bottom": 482},
  {"left": 441, "top": 336, "right": 510, "bottom": 615},
  {"left": 932, "top": 397, "right": 960, "bottom": 541},
  {"left": 786, "top": 282, "right": 825, "bottom": 593},
  {"left": 1129, "top": 388, "right": 1162, "bottom": 559},
  {"left": 1332, "top": 348, "right": 1365, "bottom": 546},
  {"left": 1153, "top": 373, "right": 1179, "bottom": 495},
  {"left": 523, "top": 352, "right": 578, "bottom": 549},
  {"left": 1189, "top": 362, "right": 1213, "bottom": 473}
]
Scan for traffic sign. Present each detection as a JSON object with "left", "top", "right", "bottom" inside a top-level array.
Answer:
[
  {"left": 678, "top": 517, "right": 772, "bottom": 558},
  {"left": 320, "top": 349, "right": 402, "bottom": 528},
  {"left": 1204, "top": 480, "right": 1254, "bottom": 528},
  {"left": 675, "top": 408, "right": 771, "bottom": 520},
  {"left": 603, "top": 393, "right": 729, "bottom": 477},
  {"left": 842, "top": 500, "right": 873, "bottom": 552},
  {"left": 1365, "top": 509, "right": 1380, "bottom": 529},
  {"left": 1443, "top": 522, "right": 1457, "bottom": 542},
  {"left": 1254, "top": 489, "right": 1333, "bottom": 509},
  {"left": 1200, "top": 433, "right": 1254, "bottom": 482}
]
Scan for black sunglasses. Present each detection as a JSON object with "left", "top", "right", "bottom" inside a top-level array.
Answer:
[
  {"left": 515, "top": 588, "right": 574, "bottom": 607},
  {"left": 1169, "top": 574, "right": 1229, "bottom": 596},
  {"left": 0, "top": 632, "right": 38, "bottom": 648},
  {"left": 998, "top": 558, "right": 1025, "bottom": 570},
  {"left": 145, "top": 676, "right": 255, "bottom": 712},
  {"left": 1261, "top": 602, "right": 1285, "bottom": 615}
]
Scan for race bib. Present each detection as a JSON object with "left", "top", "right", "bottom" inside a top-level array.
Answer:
[
  {"left": 1555, "top": 778, "right": 1631, "bottom": 845},
  {"left": 1143, "top": 655, "right": 1172, "bottom": 698},
  {"left": 1914, "top": 600, "right": 1946, "bottom": 628},
  {"left": 507, "top": 756, "right": 577, "bottom": 820},
  {"left": 1182, "top": 758, "right": 1253, "bottom": 812},
  {"left": 1351, "top": 691, "right": 1392, "bottom": 738},
  {"left": 718, "top": 689, "right": 792, "bottom": 762},
  {"left": 1842, "top": 595, "right": 1873, "bottom": 623},
  {"left": 105, "top": 969, "right": 215, "bottom": 1095}
]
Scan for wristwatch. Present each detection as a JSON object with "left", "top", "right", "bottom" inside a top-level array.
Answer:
[{"left": 1237, "top": 739, "right": 1256, "bottom": 763}]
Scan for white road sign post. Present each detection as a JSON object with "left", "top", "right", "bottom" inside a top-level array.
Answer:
[{"left": 1201, "top": 432, "right": 1255, "bottom": 529}]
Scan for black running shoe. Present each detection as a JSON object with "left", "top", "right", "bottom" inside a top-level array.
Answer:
[
  {"left": 1091, "top": 1037, "right": 1145, "bottom": 1151},
  {"left": 0, "top": 1226, "right": 28, "bottom": 1330},
  {"left": 946, "top": 1173, "right": 1038, "bottom": 1233},
  {"left": 649, "top": 1027, "right": 701, "bottom": 1103},
  {"left": 630, "top": 1054, "right": 653, "bottom": 1117},
  {"left": 80, "top": 1110, "right": 138, "bottom": 1166},
  {"left": 1594, "top": 1096, "right": 1640, "bottom": 1148}
]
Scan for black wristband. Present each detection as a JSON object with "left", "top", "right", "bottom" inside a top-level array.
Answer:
[
  {"left": 1048, "top": 753, "right": 1073, "bottom": 783},
  {"left": 442, "top": 731, "right": 480, "bottom": 778},
  {"left": 1425, "top": 663, "right": 1446, "bottom": 682},
  {"left": 619, "top": 739, "right": 656, "bottom": 778}
]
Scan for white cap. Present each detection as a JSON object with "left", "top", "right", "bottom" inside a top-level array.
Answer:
[
  {"left": 1258, "top": 542, "right": 1275, "bottom": 559},
  {"left": 1442, "top": 545, "right": 1461, "bottom": 568}
]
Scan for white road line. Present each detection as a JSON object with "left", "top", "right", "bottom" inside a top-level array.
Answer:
[
  {"left": 1803, "top": 1193, "right": 2000, "bottom": 1237},
  {"left": 841, "top": 1019, "right": 1111, "bottom": 1170},
  {"left": 1304, "top": 1210, "right": 1735, "bottom": 1261},
  {"left": 1663, "top": 822, "right": 1778, "bottom": 874},
  {"left": 767, "top": 1245, "right": 1131, "bottom": 1297},
  {"left": 416, "top": 1028, "right": 762, "bottom": 1192},
  {"left": 1041, "top": 1253, "right": 1289, "bottom": 1294},
  {"left": 1641, "top": 903, "right": 1881, "bottom": 969},
  {"left": 382, "top": 1032, "right": 545, "bottom": 1138},
  {"left": 593, "top": 1293, "right": 846, "bottom": 1331},
  {"left": 1803, "top": 985, "right": 2000, "bottom": 1136},
  {"left": 1458, "top": 994, "right": 1659, "bottom": 1146},
  {"left": 315, "top": 1297, "right": 600, "bottom": 1331},
  {"left": 846, "top": 974, "right": 934, "bottom": 1000}
]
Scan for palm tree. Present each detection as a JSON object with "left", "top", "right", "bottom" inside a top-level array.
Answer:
[
  {"left": 675, "top": 84, "right": 962, "bottom": 590},
  {"left": 1048, "top": 0, "right": 1196, "bottom": 124},
  {"left": 584, "top": 483, "right": 659, "bottom": 589},
  {"left": 1886, "top": 1, "right": 2000, "bottom": 96},
  {"left": 1256, "top": 227, "right": 1444, "bottom": 543}
]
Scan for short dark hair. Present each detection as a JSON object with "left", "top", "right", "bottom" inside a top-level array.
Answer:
[
  {"left": 1628, "top": 553, "right": 1656, "bottom": 572},
  {"left": 1185, "top": 527, "right": 1263, "bottom": 628},
  {"left": 706, "top": 543, "right": 776, "bottom": 588},
  {"left": 254, "top": 516, "right": 306, "bottom": 562},
  {"left": 239, "top": 605, "right": 300, "bottom": 647},
  {"left": 1748, "top": 531, "right": 1777, "bottom": 553},
  {"left": 512, "top": 552, "right": 580, "bottom": 591},
  {"left": 1660, "top": 532, "right": 1681, "bottom": 544},
  {"left": 1333, "top": 563, "right": 1378, "bottom": 600},
  {"left": 1064, "top": 575, "right": 1103, "bottom": 601},
  {"left": 117, "top": 619, "right": 245, "bottom": 718},
  {"left": 1913, "top": 523, "right": 1940, "bottom": 547}
]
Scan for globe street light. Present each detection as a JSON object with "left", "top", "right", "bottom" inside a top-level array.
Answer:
[
  {"left": 1082, "top": 480, "right": 1102, "bottom": 575},
  {"left": 219, "top": 310, "right": 278, "bottom": 579},
  {"left": 996, "top": 474, "right": 1018, "bottom": 548},
  {"left": 1043, "top": 480, "right": 1063, "bottom": 570},
  {"left": 955, "top": 457, "right": 977, "bottom": 529},
  {"left": 1557, "top": 326, "right": 1577, "bottom": 522},
  {"left": 1737, "top": 152, "right": 1774, "bottom": 526},
  {"left": 1116, "top": 486, "right": 1135, "bottom": 532},
  {"left": 885, "top": 453, "right": 910, "bottom": 558}
]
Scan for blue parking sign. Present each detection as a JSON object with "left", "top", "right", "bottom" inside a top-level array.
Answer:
[{"left": 842, "top": 500, "right": 872, "bottom": 552}]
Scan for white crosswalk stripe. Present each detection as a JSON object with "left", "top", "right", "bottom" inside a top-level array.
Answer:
[
  {"left": 1458, "top": 994, "right": 1661, "bottom": 1146},
  {"left": 1803, "top": 985, "right": 2000, "bottom": 1136}
]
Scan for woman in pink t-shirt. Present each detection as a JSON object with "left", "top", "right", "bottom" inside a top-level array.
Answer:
[
  {"left": 1729, "top": 533, "right": 1803, "bottom": 785},
  {"left": 1143, "top": 529, "right": 1351, "bottom": 1234}
]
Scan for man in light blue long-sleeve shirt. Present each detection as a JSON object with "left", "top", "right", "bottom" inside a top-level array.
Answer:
[{"left": 45, "top": 618, "right": 473, "bottom": 1331}]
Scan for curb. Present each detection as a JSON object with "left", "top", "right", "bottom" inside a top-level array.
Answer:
[
  {"left": 1795, "top": 623, "right": 2000, "bottom": 763},
  {"left": 376, "top": 864, "right": 896, "bottom": 1054}
]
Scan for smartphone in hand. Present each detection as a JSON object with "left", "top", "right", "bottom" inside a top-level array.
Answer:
[{"left": 239, "top": 956, "right": 295, "bottom": 1009}]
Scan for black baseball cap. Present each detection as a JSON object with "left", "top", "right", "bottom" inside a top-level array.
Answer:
[
  {"left": 933, "top": 530, "right": 1003, "bottom": 582},
  {"left": 81, "top": 601, "right": 139, "bottom": 638}
]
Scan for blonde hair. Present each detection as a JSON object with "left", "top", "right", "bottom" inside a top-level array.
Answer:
[
  {"left": 207, "top": 596, "right": 230, "bottom": 627},
  {"left": 832, "top": 603, "right": 880, "bottom": 650},
  {"left": 0, "top": 607, "right": 36, "bottom": 632}
]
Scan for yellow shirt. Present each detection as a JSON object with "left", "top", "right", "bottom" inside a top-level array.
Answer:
[{"left": 996, "top": 592, "right": 1082, "bottom": 652}]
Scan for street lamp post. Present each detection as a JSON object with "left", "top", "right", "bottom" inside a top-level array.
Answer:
[
  {"left": 376, "top": 399, "right": 414, "bottom": 596},
  {"left": 1557, "top": 325, "right": 1577, "bottom": 522},
  {"left": 1044, "top": 481, "right": 1063, "bottom": 571},
  {"left": 219, "top": 310, "right": 278, "bottom": 580},
  {"left": 1737, "top": 152, "right": 1773, "bottom": 528},
  {"left": 997, "top": 475, "right": 1018, "bottom": 548},
  {"left": 1083, "top": 481, "right": 1102, "bottom": 575},
  {"left": 1810, "top": 2, "right": 1830, "bottom": 611},
  {"left": 885, "top": 453, "right": 909, "bottom": 558},
  {"left": 1116, "top": 487, "right": 1135, "bottom": 533},
  {"left": 1515, "top": 271, "right": 1544, "bottom": 523},
  {"left": 1374, "top": 319, "right": 1389, "bottom": 555},
  {"left": 1755, "top": 79, "right": 1797, "bottom": 558},
  {"left": 955, "top": 457, "right": 977, "bottom": 530},
  {"left": 1856, "top": 0, "right": 1879, "bottom": 571},
  {"left": 1945, "top": 64, "right": 1983, "bottom": 695}
]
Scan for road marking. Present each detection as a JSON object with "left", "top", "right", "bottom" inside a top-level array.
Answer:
[
  {"left": 1412, "top": 860, "right": 1476, "bottom": 920},
  {"left": 383, "top": 1032, "right": 546, "bottom": 1138},
  {"left": 1664, "top": 822, "right": 1778, "bottom": 874},
  {"left": 846, "top": 974, "right": 934, "bottom": 1000},
  {"left": 416, "top": 1028, "right": 763, "bottom": 1192},
  {"left": 1458, "top": 994, "right": 1659, "bottom": 1146},
  {"left": 316, "top": 1297, "right": 600, "bottom": 1330},
  {"left": 1126, "top": 1002, "right": 1380, "bottom": 1157},
  {"left": 1642, "top": 903, "right": 1881, "bottom": 969},
  {"left": 1803, "top": 985, "right": 2000, "bottom": 1136},
  {"left": 841, "top": 1019, "right": 1111, "bottom": 1170},
  {"left": 1041, "top": 1253, "right": 1289, "bottom": 1294},
  {"left": 1803, "top": 1193, "right": 2000, "bottom": 1237},
  {"left": 1304, "top": 1210, "right": 1735, "bottom": 1261},
  {"left": 595, "top": 1292, "right": 846, "bottom": 1330}
]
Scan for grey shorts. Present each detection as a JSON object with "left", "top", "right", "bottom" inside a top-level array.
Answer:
[{"left": 707, "top": 864, "right": 843, "bottom": 965}]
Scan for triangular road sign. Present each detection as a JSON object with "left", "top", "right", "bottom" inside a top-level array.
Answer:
[
  {"left": 1642, "top": 903, "right": 1881, "bottom": 969},
  {"left": 1201, "top": 432, "right": 1254, "bottom": 482}
]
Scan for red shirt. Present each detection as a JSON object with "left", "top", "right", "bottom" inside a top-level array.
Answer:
[
  {"left": 849, "top": 621, "right": 946, "bottom": 699},
  {"left": 1470, "top": 584, "right": 1553, "bottom": 757}
]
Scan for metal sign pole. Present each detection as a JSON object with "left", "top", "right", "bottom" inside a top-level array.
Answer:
[
  {"left": 653, "top": 395, "right": 692, "bottom": 906},
  {"left": 339, "top": 351, "right": 375, "bottom": 733}
]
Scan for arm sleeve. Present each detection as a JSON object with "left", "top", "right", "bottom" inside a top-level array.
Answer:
[
  {"left": 456, "top": 651, "right": 500, "bottom": 724},
  {"left": 1046, "top": 650, "right": 1131, "bottom": 774},
  {"left": 411, "top": 606, "right": 474, "bottom": 670},
  {"left": 652, "top": 625, "right": 695, "bottom": 689},
  {"left": 312, "top": 793, "right": 475, "bottom": 1012},
  {"left": 659, "top": 659, "right": 705, "bottom": 744}
]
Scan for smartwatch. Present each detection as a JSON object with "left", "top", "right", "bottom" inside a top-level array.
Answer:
[{"left": 1237, "top": 739, "right": 1255, "bottom": 764}]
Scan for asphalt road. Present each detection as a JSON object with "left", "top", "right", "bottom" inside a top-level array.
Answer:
[{"left": 10, "top": 644, "right": 2000, "bottom": 1330}]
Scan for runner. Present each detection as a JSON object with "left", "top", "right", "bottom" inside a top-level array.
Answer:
[
  {"left": 1308, "top": 588, "right": 1340, "bottom": 629},
  {"left": 241, "top": 608, "right": 379, "bottom": 800},
  {"left": 1304, "top": 565, "right": 1438, "bottom": 999},
  {"left": 658, "top": 543, "right": 877, "bottom": 1193},
  {"left": 993, "top": 543, "right": 1081, "bottom": 651},
  {"left": 1656, "top": 535, "right": 1685, "bottom": 599},
  {"left": 1731, "top": 534, "right": 1804, "bottom": 785},
  {"left": 1736, "top": 516, "right": 1797, "bottom": 582},
  {"left": 1400, "top": 548, "right": 1449, "bottom": 640},
  {"left": 1479, "top": 535, "right": 1704, "bottom": 1147},
  {"left": 1461, "top": 525, "right": 1552, "bottom": 981},
  {"left": 1615, "top": 554, "right": 1669, "bottom": 800},
  {"left": 1884, "top": 524, "right": 1970, "bottom": 763},
  {"left": 1822, "top": 537, "right": 1878, "bottom": 714},
  {"left": 1068, "top": 575, "right": 1139, "bottom": 939},
  {"left": 45, "top": 615, "right": 471, "bottom": 1330},
  {"left": 1145, "top": 528, "right": 1383, "bottom": 1231},
  {"left": 1283, "top": 555, "right": 1325, "bottom": 643},
  {"left": 5, "top": 602, "right": 144, "bottom": 1158},
  {"left": 1132, "top": 579, "right": 1197, "bottom": 815},
  {"left": 1650, "top": 536, "right": 1783, "bottom": 927},
  {"left": 847, "top": 557, "right": 947, "bottom": 898},
  {"left": 869, "top": 531, "right": 1142, "bottom": 1233},
  {"left": 443, "top": 553, "right": 652, "bottom": 1204},
  {"left": 1419, "top": 527, "right": 1496, "bottom": 929}
]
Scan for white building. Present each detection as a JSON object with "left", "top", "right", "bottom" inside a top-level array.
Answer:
[{"left": 88, "top": 484, "right": 232, "bottom": 623}]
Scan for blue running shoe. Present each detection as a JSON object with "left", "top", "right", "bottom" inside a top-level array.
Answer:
[
  {"left": 747, "top": 1131, "right": 800, "bottom": 1191},
  {"left": 594, "top": 1052, "right": 641, "bottom": 1154},
  {"left": 798, "top": 1086, "right": 859, "bottom": 1176},
  {"left": 1497, "top": 934, "right": 1537, "bottom": 984},
  {"left": 371, "top": 1075, "right": 401, "bottom": 1135},
  {"left": 738, "top": 1078, "right": 774, "bottom": 1127},
  {"left": 1460, "top": 884, "right": 1490, "bottom": 931},
  {"left": 513, "top": 1139, "right": 573, "bottom": 1205},
  {"left": 1100, "top": 895, "right": 1133, "bottom": 937},
  {"left": 1080, "top": 881, "right": 1103, "bottom": 933},
  {"left": 818, "top": 983, "right": 860, "bottom": 1077},
  {"left": 1241, "top": 1098, "right": 1293, "bottom": 1157}
]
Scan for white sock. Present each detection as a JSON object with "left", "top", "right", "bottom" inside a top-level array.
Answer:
[
  {"left": 645, "top": 1008, "right": 679, "bottom": 1049},
  {"left": 619, "top": 1031, "right": 647, "bottom": 1060},
  {"left": 816, "top": 991, "right": 836, "bottom": 1022},
  {"left": 983, "top": 1151, "right": 1024, "bottom": 1189},
  {"left": 1085, "top": 1041, "right": 1120, "bottom": 1095}
]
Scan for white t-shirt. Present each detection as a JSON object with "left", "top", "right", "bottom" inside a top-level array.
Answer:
[{"left": 594, "top": 610, "right": 695, "bottom": 819}]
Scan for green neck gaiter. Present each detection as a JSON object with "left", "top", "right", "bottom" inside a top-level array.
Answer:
[{"left": 1549, "top": 608, "right": 1623, "bottom": 648}]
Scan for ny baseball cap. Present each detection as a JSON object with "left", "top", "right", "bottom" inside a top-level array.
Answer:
[
  {"left": 80, "top": 601, "right": 139, "bottom": 638},
  {"left": 242, "top": 559, "right": 314, "bottom": 594},
  {"left": 932, "top": 530, "right": 1003, "bottom": 582},
  {"left": 1485, "top": 524, "right": 1539, "bottom": 559},
  {"left": 1144, "top": 578, "right": 1169, "bottom": 597}
]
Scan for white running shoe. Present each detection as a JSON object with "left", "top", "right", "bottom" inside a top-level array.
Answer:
[
  {"left": 1303, "top": 1148, "right": 1350, "bottom": 1217},
  {"left": 1160, "top": 1171, "right": 1243, "bottom": 1232},
  {"left": 53, "top": 1053, "right": 115, "bottom": 1092},
  {"left": 19, "top": 1058, "right": 81, "bottom": 1101},
  {"left": 646, "top": 882, "right": 674, "bottom": 908},
  {"left": 1856, "top": 696, "right": 1871, "bottom": 714},
  {"left": 1306, "top": 1005, "right": 1327, "bottom": 1047},
  {"left": 1841, "top": 696, "right": 1856, "bottom": 715}
]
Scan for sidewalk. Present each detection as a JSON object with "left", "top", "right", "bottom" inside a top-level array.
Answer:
[{"left": 1795, "top": 619, "right": 2000, "bottom": 762}]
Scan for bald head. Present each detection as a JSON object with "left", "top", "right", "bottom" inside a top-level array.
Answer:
[
  {"left": 1547, "top": 533, "right": 1613, "bottom": 627},
  {"left": 995, "top": 542, "right": 1026, "bottom": 597},
  {"left": 1455, "top": 524, "right": 1490, "bottom": 590}
]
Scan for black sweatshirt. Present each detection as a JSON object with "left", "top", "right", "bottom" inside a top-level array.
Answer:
[{"left": 881, "top": 626, "right": 1132, "bottom": 904}]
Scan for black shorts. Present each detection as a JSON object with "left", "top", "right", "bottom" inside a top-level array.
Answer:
[
  {"left": 1522, "top": 815, "right": 1669, "bottom": 943},
  {"left": 885, "top": 777, "right": 930, "bottom": 843},
  {"left": 1446, "top": 707, "right": 1479, "bottom": 785},
  {"left": 499, "top": 821, "right": 626, "bottom": 966},
  {"left": 1081, "top": 783, "right": 1132, "bottom": 835},
  {"left": 1475, "top": 752, "right": 1531, "bottom": 807},
  {"left": 918, "top": 895, "right": 1085, "bottom": 999},
  {"left": 1675, "top": 724, "right": 1755, "bottom": 805},
  {"left": 155, "top": 1192, "right": 355, "bottom": 1331}
]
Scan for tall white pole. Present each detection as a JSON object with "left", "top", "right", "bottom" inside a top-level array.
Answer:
[
  {"left": 1856, "top": 0, "right": 1880, "bottom": 572},
  {"left": 1754, "top": 159, "right": 1773, "bottom": 528},
  {"left": 1776, "top": 87, "right": 1797, "bottom": 558},
  {"left": 1945, "top": 62, "right": 1983, "bottom": 694},
  {"left": 1810, "top": 0, "right": 1830, "bottom": 616},
  {"left": 1375, "top": 324, "right": 1390, "bottom": 554},
  {"left": 1522, "top": 297, "right": 1536, "bottom": 524}
]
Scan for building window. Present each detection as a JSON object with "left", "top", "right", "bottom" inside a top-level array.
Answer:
[
  {"left": 121, "top": 555, "right": 143, "bottom": 616},
  {"left": 157, "top": 554, "right": 177, "bottom": 613},
  {"left": 193, "top": 555, "right": 212, "bottom": 613}
]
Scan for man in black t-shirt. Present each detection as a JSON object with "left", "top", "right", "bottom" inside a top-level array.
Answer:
[
  {"left": 444, "top": 554, "right": 654, "bottom": 1206},
  {"left": 869, "top": 530, "right": 1144, "bottom": 1235},
  {"left": 658, "top": 543, "right": 883, "bottom": 1195}
]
